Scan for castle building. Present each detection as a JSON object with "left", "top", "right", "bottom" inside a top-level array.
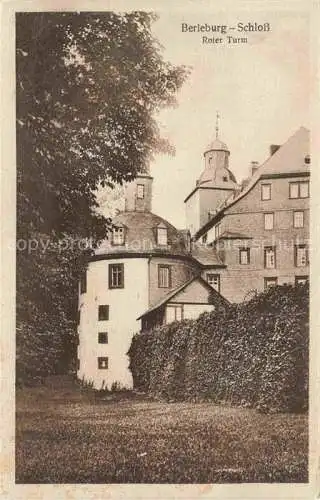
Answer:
[
  {"left": 193, "top": 126, "right": 310, "bottom": 302},
  {"left": 77, "top": 126, "right": 310, "bottom": 388},
  {"left": 77, "top": 165, "right": 227, "bottom": 389}
]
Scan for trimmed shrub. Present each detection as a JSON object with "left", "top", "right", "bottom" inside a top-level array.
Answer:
[{"left": 128, "top": 284, "right": 309, "bottom": 412}]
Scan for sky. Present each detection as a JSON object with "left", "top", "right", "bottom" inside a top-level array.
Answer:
[{"left": 148, "top": 8, "right": 310, "bottom": 229}]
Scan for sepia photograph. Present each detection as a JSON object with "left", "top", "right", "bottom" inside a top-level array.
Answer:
[{"left": 1, "top": 0, "right": 317, "bottom": 496}]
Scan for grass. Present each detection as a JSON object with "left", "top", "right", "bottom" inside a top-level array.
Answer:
[{"left": 16, "top": 376, "right": 308, "bottom": 483}]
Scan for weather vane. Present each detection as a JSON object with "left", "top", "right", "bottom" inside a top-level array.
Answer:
[{"left": 215, "top": 111, "right": 220, "bottom": 139}]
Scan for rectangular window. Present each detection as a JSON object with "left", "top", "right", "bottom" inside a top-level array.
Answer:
[
  {"left": 239, "top": 248, "right": 250, "bottom": 265},
  {"left": 157, "top": 227, "right": 168, "bottom": 245},
  {"left": 300, "top": 181, "right": 309, "bottom": 198},
  {"left": 295, "top": 276, "right": 309, "bottom": 285},
  {"left": 264, "top": 277, "right": 278, "bottom": 290},
  {"left": 158, "top": 265, "right": 171, "bottom": 288},
  {"left": 261, "top": 183, "right": 271, "bottom": 200},
  {"left": 98, "top": 357, "right": 108, "bottom": 369},
  {"left": 295, "top": 245, "right": 308, "bottom": 267},
  {"left": 137, "top": 184, "right": 145, "bottom": 199},
  {"left": 112, "top": 227, "right": 125, "bottom": 245},
  {"left": 215, "top": 223, "right": 221, "bottom": 239},
  {"left": 289, "top": 182, "right": 299, "bottom": 199},
  {"left": 202, "top": 234, "right": 207, "bottom": 244},
  {"left": 293, "top": 211, "right": 304, "bottom": 228},
  {"left": 289, "top": 181, "right": 309, "bottom": 199},
  {"left": 98, "top": 305, "right": 109, "bottom": 321},
  {"left": 80, "top": 270, "right": 87, "bottom": 294},
  {"left": 109, "top": 263, "right": 124, "bottom": 289},
  {"left": 206, "top": 273, "right": 220, "bottom": 292},
  {"left": 166, "top": 305, "right": 183, "bottom": 323},
  {"left": 264, "top": 212, "right": 274, "bottom": 230},
  {"left": 264, "top": 247, "right": 276, "bottom": 269},
  {"left": 98, "top": 332, "right": 108, "bottom": 344}
]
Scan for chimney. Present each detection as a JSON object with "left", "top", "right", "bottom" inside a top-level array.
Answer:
[
  {"left": 270, "top": 144, "right": 281, "bottom": 156},
  {"left": 250, "top": 161, "right": 259, "bottom": 176}
]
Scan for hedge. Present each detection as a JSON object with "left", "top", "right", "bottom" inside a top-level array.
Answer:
[{"left": 128, "top": 284, "right": 309, "bottom": 413}]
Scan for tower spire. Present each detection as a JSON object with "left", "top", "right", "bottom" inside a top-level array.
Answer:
[{"left": 215, "top": 111, "right": 220, "bottom": 139}]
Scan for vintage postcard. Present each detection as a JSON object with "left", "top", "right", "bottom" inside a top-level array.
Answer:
[{"left": 1, "top": 0, "right": 319, "bottom": 498}]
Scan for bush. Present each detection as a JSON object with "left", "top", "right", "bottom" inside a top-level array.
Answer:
[{"left": 128, "top": 284, "right": 309, "bottom": 412}]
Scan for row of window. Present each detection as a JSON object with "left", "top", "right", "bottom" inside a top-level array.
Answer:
[
  {"left": 239, "top": 244, "right": 308, "bottom": 268},
  {"left": 261, "top": 180, "right": 309, "bottom": 201},
  {"left": 213, "top": 210, "right": 306, "bottom": 240},
  {"left": 205, "top": 273, "right": 308, "bottom": 292},
  {"left": 263, "top": 210, "right": 305, "bottom": 230},
  {"left": 77, "top": 357, "right": 109, "bottom": 371},
  {"left": 81, "top": 263, "right": 173, "bottom": 294},
  {"left": 112, "top": 225, "right": 168, "bottom": 246},
  {"left": 81, "top": 242, "right": 308, "bottom": 296},
  {"left": 265, "top": 276, "right": 308, "bottom": 289}
]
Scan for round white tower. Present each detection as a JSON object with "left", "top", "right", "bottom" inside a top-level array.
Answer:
[{"left": 77, "top": 172, "right": 195, "bottom": 389}]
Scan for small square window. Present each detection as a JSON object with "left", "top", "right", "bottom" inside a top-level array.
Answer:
[
  {"left": 112, "top": 227, "right": 125, "bottom": 245},
  {"left": 207, "top": 273, "right": 220, "bottom": 292},
  {"left": 293, "top": 211, "right": 304, "bottom": 228},
  {"left": 264, "top": 277, "right": 278, "bottom": 290},
  {"left": 295, "top": 276, "right": 308, "bottom": 285},
  {"left": 223, "top": 176, "right": 228, "bottom": 182},
  {"left": 264, "top": 213, "right": 274, "bottom": 230},
  {"left": 98, "top": 332, "right": 108, "bottom": 344},
  {"left": 98, "top": 305, "right": 109, "bottom": 321},
  {"left": 166, "top": 305, "right": 183, "bottom": 323},
  {"left": 80, "top": 270, "right": 87, "bottom": 294},
  {"left": 109, "top": 263, "right": 124, "bottom": 289},
  {"left": 137, "top": 184, "right": 145, "bottom": 199},
  {"left": 261, "top": 184, "right": 271, "bottom": 200},
  {"left": 98, "top": 357, "right": 108, "bottom": 369},
  {"left": 239, "top": 248, "right": 250, "bottom": 265},
  {"left": 264, "top": 247, "right": 276, "bottom": 269},
  {"left": 158, "top": 265, "right": 171, "bottom": 288}
]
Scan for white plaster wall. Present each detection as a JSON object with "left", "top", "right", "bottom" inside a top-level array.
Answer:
[
  {"left": 185, "top": 190, "right": 200, "bottom": 236},
  {"left": 77, "top": 258, "right": 149, "bottom": 389},
  {"left": 183, "top": 303, "right": 215, "bottom": 319}
]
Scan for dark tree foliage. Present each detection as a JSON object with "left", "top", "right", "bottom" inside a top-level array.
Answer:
[
  {"left": 129, "top": 284, "right": 309, "bottom": 413},
  {"left": 16, "top": 12, "right": 188, "bottom": 383}
]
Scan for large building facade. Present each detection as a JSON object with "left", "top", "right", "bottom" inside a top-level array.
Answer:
[
  {"left": 77, "top": 126, "right": 310, "bottom": 388},
  {"left": 192, "top": 127, "right": 310, "bottom": 302}
]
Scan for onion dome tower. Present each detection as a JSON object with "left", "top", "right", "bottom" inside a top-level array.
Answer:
[{"left": 184, "top": 113, "right": 238, "bottom": 236}]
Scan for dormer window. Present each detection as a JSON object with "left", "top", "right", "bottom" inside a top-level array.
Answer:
[
  {"left": 157, "top": 224, "right": 168, "bottom": 246},
  {"left": 137, "top": 184, "right": 145, "bottom": 199},
  {"left": 112, "top": 226, "right": 125, "bottom": 245}
]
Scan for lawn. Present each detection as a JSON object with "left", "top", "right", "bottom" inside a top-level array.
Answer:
[{"left": 16, "top": 377, "right": 308, "bottom": 483}]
